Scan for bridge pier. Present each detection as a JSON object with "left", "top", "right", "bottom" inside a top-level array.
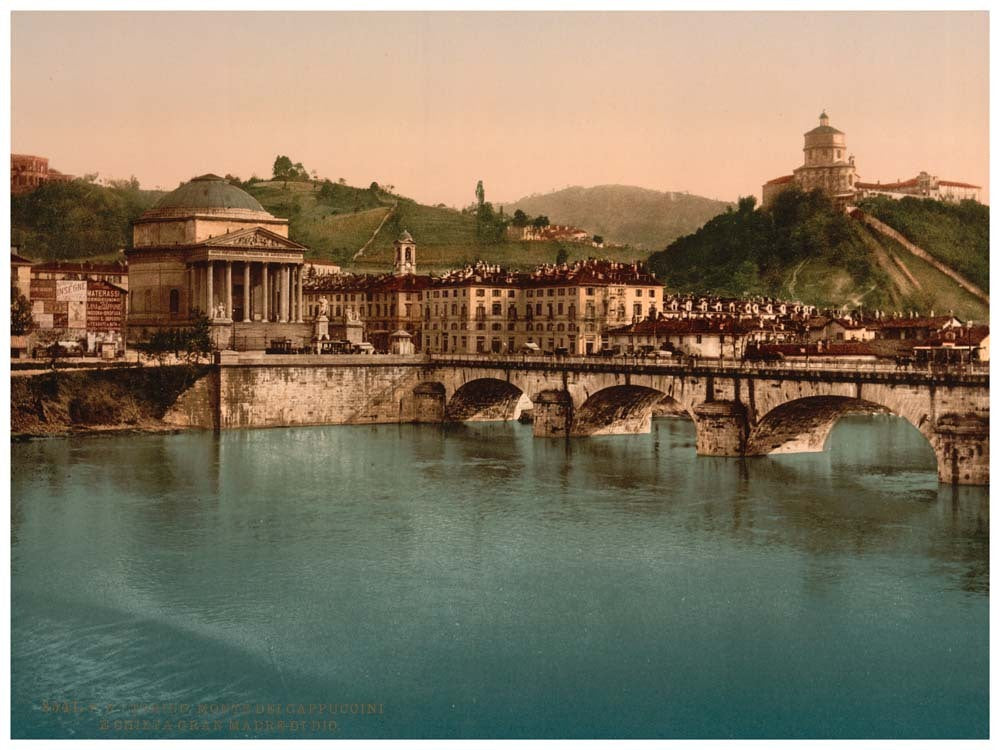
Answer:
[
  {"left": 533, "top": 390, "right": 574, "bottom": 438},
  {"left": 412, "top": 382, "right": 446, "bottom": 423},
  {"left": 693, "top": 400, "right": 749, "bottom": 456},
  {"left": 930, "top": 415, "right": 989, "bottom": 485}
]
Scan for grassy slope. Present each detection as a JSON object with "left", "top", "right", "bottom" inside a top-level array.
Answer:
[
  {"left": 651, "top": 190, "right": 989, "bottom": 317},
  {"left": 248, "top": 180, "right": 643, "bottom": 273},
  {"left": 858, "top": 196, "right": 988, "bottom": 292},
  {"left": 502, "top": 184, "right": 732, "bottom": 250},
  {"left": 872, "top": 231, "right": 989, "bottom": 321}
]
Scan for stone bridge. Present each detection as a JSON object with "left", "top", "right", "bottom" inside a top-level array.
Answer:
[{"left": 164, "top": 354, "right": 989, "bottom": 485}]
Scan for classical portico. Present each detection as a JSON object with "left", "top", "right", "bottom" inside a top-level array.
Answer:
[
  {"left": 126, "top": 174, "right": 311, "bottom": 348},
  {"left": 186, "top": 228, "right": 306, "bottom": 324}
]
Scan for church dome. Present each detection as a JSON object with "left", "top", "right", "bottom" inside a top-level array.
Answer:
[{"left": 154, "top": 174, "right": 266, "bottom": 213}]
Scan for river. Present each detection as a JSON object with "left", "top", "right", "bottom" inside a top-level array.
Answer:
[{"left": 10, "top": 415, "right": 988, "bottom": 739}]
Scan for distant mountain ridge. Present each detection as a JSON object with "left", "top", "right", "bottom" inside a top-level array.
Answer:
[{"left": 502, "top": 184, "right": 733, "bottom": 250}]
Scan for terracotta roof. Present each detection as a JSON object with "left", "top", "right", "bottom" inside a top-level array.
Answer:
[
  {"left": 938, "top": 180, "right": 980, "bottom": 189},
  {"left": 32, "top": 260, "right": 127, "bottom": 274},
  {"left": 765, "top": 175, "right": 795, "bottom": 186},
  {"left": 10, "top": 251, "right": 34, "bottom": 265},
  {"left": 607, "top": 318, "right": 763, "bottom": 336},
  {"left": 875, "top": 315, "right": 960, "bottom": 330},
  {"left": 923, "top": 325, "right": 989, "bottom": 347}
]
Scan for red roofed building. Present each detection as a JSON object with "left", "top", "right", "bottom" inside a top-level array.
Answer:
[
  {"left": 855, "top": 171, "right": 980, "bottom": 202},
  {"left": 761, "top": 114, "right": 981, "bottom": 207}
]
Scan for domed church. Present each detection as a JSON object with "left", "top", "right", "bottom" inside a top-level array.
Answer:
[
  {"left": 126, "top": 174, "right": 310, "bottom": 347},
  {"left": 762, "top": 112, "right": 859, "bottom": 208}
]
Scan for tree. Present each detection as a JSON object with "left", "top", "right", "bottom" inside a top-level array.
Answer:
[
  {"left": 512, "top": 209, "right": 529, "bottom": 227},
  {"left": 592, "top": 235, "right": 604, "bottom": 245},
  {"left": 318, "top": 179, "right": 336, "bottom": 202},
  {"left": 475, "top": 180, "right": 485, "bottom": 207},
  {"left": 555, "top": 246, "right": 569, "bottom": 265},
  {"left": 370, "top": 181, "right": 380, "bottom": 192},
  {"left": 532, "top": 215, "right": 550, "bottom": 230},
  {"left": 272, "top": 155, "right": 294, "bottom": 182},
  {"left": 11, "top": 286, "right": 34, "bottom": 335},
  {"left": 338, "top": 177, "right": 347, "bottom": 185}
]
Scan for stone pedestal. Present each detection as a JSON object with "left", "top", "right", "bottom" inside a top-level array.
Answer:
[
  {"left": 345, "top": 318, "right": 364, "bottom": 346},
  {"left": 314, "top": 314, "right": 330, "bottom": 341},
  {"left": 693, "top": 400, "right": 749, "bottom": 456},
  {"left": 209, "top": 320, "right": 233, "bottom": 351},
  {"left": 931, "top": 415, "right": 989, "bottom": 485},
  {"left": 533, "top": 390, "right": 574, "bottom": 438}
]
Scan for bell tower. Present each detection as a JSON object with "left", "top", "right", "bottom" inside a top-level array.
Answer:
[{"left": 393, "top": 230, "right": 416, "bottom": 276}]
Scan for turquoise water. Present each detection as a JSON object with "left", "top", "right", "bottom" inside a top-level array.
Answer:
[{"left": 10, "top": 416, "right": 988, "bottom": 739}]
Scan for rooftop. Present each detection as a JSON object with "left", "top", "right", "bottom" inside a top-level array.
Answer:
[{"left": 148, "top": 174, "right": 267, "bottom": 214}]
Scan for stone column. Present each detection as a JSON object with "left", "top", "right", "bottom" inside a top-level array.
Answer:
[
  {"left": 533, "top": 390, "right": 574, "bottom": 438},
  {"left": 296, "top": 266, "right": 304, "bottom": 323},
  {"left": 693, "top": 400, "right": 749, "bottom": 456},
  {"left": 243, "top": 263, "right": 251, "bottom": 322},
  {"left": 206, "top": 260, "right": 214, "bottom": 316},
  {"left": 187, "top": 265, "right": 194, "bottom": 313},
  {"left": 225, "top": 261, "right": 233, "bottom": 320},
  {"left": 279, "top": 265, "right": 289, "bottom": 323},
  {"left": 262, "top": 263, "right": 269, "bottom": 322}
]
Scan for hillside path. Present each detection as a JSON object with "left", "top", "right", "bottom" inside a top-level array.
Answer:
[
  {"left": 851, "top": 209, "right": 988, "bottom": 304},
  {"left": 352, "top": 201, "right": 398, "bottom": 261}
]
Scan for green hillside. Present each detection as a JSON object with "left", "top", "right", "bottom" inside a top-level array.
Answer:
[
  {"left": 245, "top": 180, "right": 642, "bottom": 273},
  {"left": 857, "top": 195, "right": 988, "bottom": 292},
  {"left": 11, "top": 179, "right": 163, "bottom": 260},
  {"left": 648, "top": 189, "right": 989, "bottom": 321},
  {"left": 502, "top": 184, "right": 732, "bottom": 250}
]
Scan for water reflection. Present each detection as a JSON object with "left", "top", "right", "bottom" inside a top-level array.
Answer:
[{"left": 11, "top": 415, "right": 988, "bottom": 739}]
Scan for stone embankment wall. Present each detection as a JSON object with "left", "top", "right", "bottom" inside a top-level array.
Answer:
[{"left": 163, "top": 356, "right": 431, "bottom": 430}]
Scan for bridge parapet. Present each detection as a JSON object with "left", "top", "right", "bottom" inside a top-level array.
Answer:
[{"left": 167, "top": 353, "right": 988, "bottom": 484}]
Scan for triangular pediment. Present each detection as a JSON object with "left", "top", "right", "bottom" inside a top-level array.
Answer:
[{"left": 202, "top": 226, "right": 306, "bottom": 251}]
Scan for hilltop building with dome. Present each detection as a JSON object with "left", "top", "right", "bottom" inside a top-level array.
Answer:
[
  {"left": 126, "top": 174, "right": 311, "bottom": 347},
  {"left": 762, "top": 112, "right": 858, "bottom": 208},
  {"left": 762, "top": 112, "right": 981, "bottom": 208}
]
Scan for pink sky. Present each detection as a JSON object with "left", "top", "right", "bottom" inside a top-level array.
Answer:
[{"left": 12, "top": 11, "right": 989, "bottom": 206}]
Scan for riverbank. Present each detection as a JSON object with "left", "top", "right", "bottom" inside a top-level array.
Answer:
[{"left": 10, "top": 365, "right": 211, "bottom": 438}]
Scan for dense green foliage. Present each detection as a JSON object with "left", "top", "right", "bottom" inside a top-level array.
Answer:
[
  {"left": 272, "top": 155, "right": 309, "bottom": 183},
  {"left": 11, "top": 179, "right": 162, "bottom": 260},
  {"left": 142, "top": 313, "right": 213, "bottom": 362},
  {"left": 649, "top": 190, "right": 880, "bottom": 299},
  {"left": 858, "top": 195, "right": 988, "bottom": 292},
  {"left": 505, "top": 184, "right": 732, "bottom": 250},
  {"left": 648, "top": 188, "right": 989, "bottom": 318}
]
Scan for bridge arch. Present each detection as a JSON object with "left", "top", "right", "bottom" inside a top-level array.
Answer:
[
  {"left": 746, "top": 395, "right": 895, "bottom": 455},
  {"left": 445, "top": 377, "right": 525, "bottom": 422},
  {"left": 572, "top": 384, "right": 687, "bottom": 436}
]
